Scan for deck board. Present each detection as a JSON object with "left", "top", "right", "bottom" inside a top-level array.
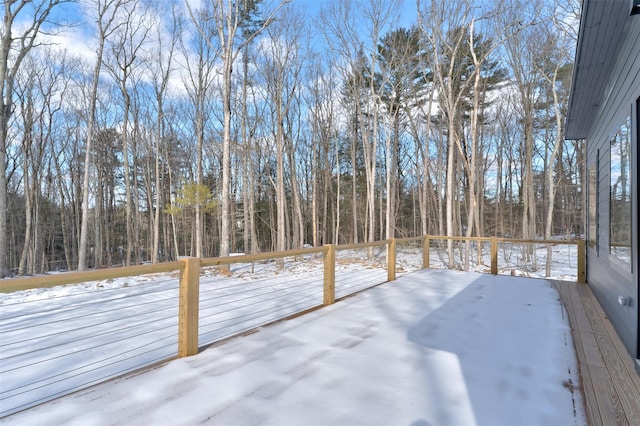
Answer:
[
  {"left": 579, "top": 285, "right": 640, "bottom": 422},
  {"left": 555, "top": 282, "right": 603, "bottom": 425},
  {"left": 554, "top": 281, "right": 640, "bottom": 426}
]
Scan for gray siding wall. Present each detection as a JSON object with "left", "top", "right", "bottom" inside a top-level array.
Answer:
[{"left": 585, "top": 18, "right": 639, "bottom": 357}]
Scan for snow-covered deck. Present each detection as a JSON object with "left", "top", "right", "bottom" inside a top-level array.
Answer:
[
  {"left": 3, "top": 270, "right": 587, "bottom": 425},
  {"left": 554, "top": 280, "right": 640, "bottom": 426}
]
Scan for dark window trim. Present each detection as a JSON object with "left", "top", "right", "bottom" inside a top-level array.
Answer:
[
  {"left": 597, "top": 148, "right": 600, "bottom": 255},
  {"left": 609, "top": 114, "right": 632, "bottom": 268}
]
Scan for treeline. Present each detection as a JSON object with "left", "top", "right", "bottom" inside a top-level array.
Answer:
[{"left": 0, "top": 0, "right": 582, "bottom": 276}]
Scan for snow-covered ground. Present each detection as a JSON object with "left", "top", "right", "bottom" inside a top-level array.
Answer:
[
  {"left": 425, "top": 239, "right": 580, "bottom": 281},
  {"left": 2, "top": 269, "right": 585, "bottom": 425},
  {"left": 0, "top": 242, "right": 582, "bottom": 421},
  {"left": 1, "top": 248, "right": 395, "bottom": 417}
]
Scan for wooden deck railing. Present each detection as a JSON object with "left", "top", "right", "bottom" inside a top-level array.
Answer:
[
  {"left": 420, "top": 235, "right": 586, "bottom": 283},
  {"left": 0, "top": 236, "right": 585, "bottom": 360}
]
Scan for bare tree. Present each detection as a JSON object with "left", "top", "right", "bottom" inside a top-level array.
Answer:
[
  {"left": 462, "top": 10, "right": 518, "bottom": 268},
  {"left": 1, "top": 0, "right": 71, "bottom": 276},
  {"left": 420, "top": 0, "right": 474, "bottom": 267},
  {"left": 78, "top": 0, "right": 130, "bottom": 270},
  {"left": 499, "top": 0, "right": 541, "bottom": 252},
  {"left": 103, "top": 0, "right": 151, "bottom": 265},
  {"left": 147, "top": 3, "right": 180, "bottom": 263},
  {"left": 15, "top": 49, "right": 69, "bottom": 274},
  {"left": 259, "top": 5, "right": 307, "bottom": 255},
  {"left": 187, "top": 0, "right": 289, "bottom": 259},
  {"left": 534, "top": 3, "right": 574, "bottom": 275},
  {"left": 304, "top": 53, "right": 337, "bottom": 246},
  {"left": 320, "top": 2, "right": 363, "bottom": 244},
  {"left": 322, "top": 0, "right": 400, "bottom": 244},
  {"left": 180, "top": 2, "right": 217, "bottom": 259},
  {"left": 238, "top": 42, "right": 264, "bottom": 255},
  {"left": 377, "top": 26, "right": 424, "bottom": 240},
  {"left": 0, "top": 0, "right": 587, "bottom": 275}
]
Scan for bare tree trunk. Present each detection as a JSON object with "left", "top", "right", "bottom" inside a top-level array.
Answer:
[
  {"left": 78, "top": 0, "right": 126, "bottom": 271},
  {"left": 151, "top": 7, "right": 174, "bottom": 263},
  {"left": 435, "top": 125, "right": 445, "bottom": 240},
  {"left": 384, "top": 115, "right": 397, "bottom": 240},
  {"left": 54, "top": 146, "right": 72, "bottom": 270},
  {"left": 445, "top": 120, "right": 457, "bottom": 268},
  {"left": 419, "top": 90, "right": 435, "bottom": 236},
  {"left": 542, "top": 64, "right": 564, "bottom": 276},
  {"left": 189, "top": 0, "right": 288, "bottom": 259},
  {"left": 322, "top": 143, "right": 330, "bottom": 245},
  {"left": 423, "top": 0, "right": 473, "bottom": 268},
  {"left": 1, "top": 0, "right": 67, "bottom": 276},
  {"left": 123, "top": 96, "right": 134, "bottom": 264},
  {"left": 240, "top": 47, "right": 251, "bottom": 255},
  {"left": 286, "top": 129, "right": 305, "bottom": 249},
  {"left": 351, "top": 125, "right": 358, "bottom": 243},
  {"left": 275, "top": 90, "right": 286, "bottom": 257},
  {"left": 312, "top": 124, "right": 319, "bottom": 247},
  {"left": 104, "top": 4, "right": 149, "bottom": 265},
  {"left": 18, "top": 161, "right": 32, "bottom": 275},
  {"left": 463, "top": 19, "right": 483, "bottom": 271},
  {"left": 334, "top": 140, "right": 341, "bottom": 244},
  {"left": 249, "top": 137, "right": 258, "bottom": 253},
  {"left": 78, "top": 45, "right": 102, "bottom": 270},
  {"left": 366, "top": 102, "right": 378, "bottom": 244},
  {"left": 152, "top": 106, "right": 162, "bottom": 262},
  {"left": 195, "top": 112, "right": 204, "bottom": 259}
]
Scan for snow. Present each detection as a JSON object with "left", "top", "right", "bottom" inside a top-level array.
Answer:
[
  {"left": 424, "top": 238, "right": 581, "bottom": 281},
  {"left": 2, "top": 269, "right": 586, "bottom": 426},
  {"left": 0, "top": 252, "right": 391, "bottom": 417}
]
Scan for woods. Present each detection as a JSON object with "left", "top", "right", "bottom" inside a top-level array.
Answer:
[{"left": 1, "top": 0, "right": 582, "bottom": 276}]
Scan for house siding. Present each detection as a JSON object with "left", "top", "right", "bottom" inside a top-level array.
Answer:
[{"left": 585, "top": 18, "right": 640, "bottom": 358}]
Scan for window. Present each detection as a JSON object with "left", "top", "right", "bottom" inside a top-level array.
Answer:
[
  {"left": 609, "top": 115, "right": 632, "bottom": 267},
  {"left": 588, "top": 165, "right": 597, "bottom": 249}
]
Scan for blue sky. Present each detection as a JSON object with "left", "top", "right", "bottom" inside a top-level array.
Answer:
[
  {"left": 297, "top": 0, "right": 418, "bottom": 25},
  {"left": 40, "top": 0, "right": 420, "bottom": 48}
]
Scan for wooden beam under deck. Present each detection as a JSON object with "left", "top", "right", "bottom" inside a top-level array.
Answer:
[{"left": 554, "top": 281, "right": 640, "bottom": 426}]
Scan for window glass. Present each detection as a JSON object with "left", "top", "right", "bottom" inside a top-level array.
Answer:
[
  {"left": 588, "top": 166, "right": 596, "bottom": 248},
  {"left": 609, "top": 116, "right": 632, "bottom": 266}
]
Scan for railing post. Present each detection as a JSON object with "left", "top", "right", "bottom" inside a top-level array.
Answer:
[
  {"left": 178, "top": 257, "right": 200, "bottom": 357},
  {"left": 323, "top": 245, "right": 336, "bottom": 305},
  {"left": 577, "top": 239, "right": 586, "bottom": 284},
  {"left": 423, "top": 235, "right": 430, "bottom": 269},
  {"left": 388, "top": 238, "right": 396, "bottom": 282},
  {"left": 490, "top": 237, "right": 498, "bottom": 275}
]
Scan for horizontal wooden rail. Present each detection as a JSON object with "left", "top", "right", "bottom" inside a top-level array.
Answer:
[
  {"left": 0, "top": 236, "right": 584, "bottom": 294},
  {"left": 0, "top": 261, "right": 184, "bottom": 294},
  {"left": 336, "top": 240, "right": 389, "bottom": 251},
  {"left": 422, "top": 235, "right": 584, "bottom": 281},
  {"left": 200, "top": 246, "right": 326, "bottom": 267},
  {"left": 395, "top": 236, "right": 423, "bottom": 244},
  {"left": 420, "top": 235, "right": 582, "bottom": 244},
  {"left": 426, "top": 235, "right": 491, "bottom": 242},
  {"left": 424, "top": 235, "right": 580, "bottom": 245},
  {"left": 499, "top": 237, "right": 580, "bottom": 245},
  {"left": 0, "top": 236, "right": 584, "bottom": 345}
]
